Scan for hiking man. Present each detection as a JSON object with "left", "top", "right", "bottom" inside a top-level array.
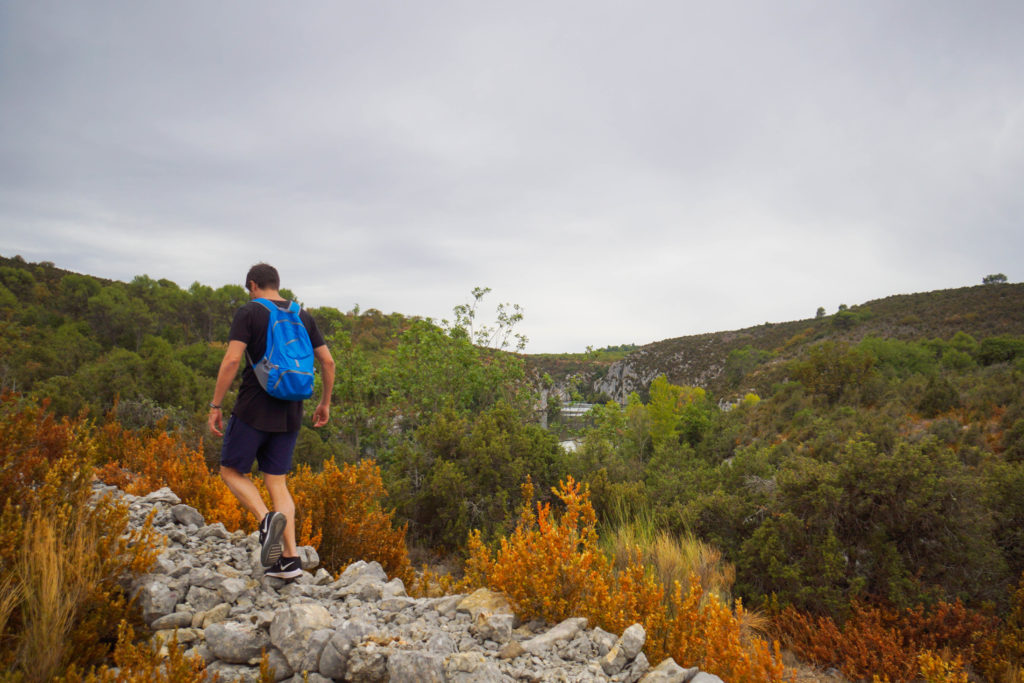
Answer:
[{"left": 208, "top": 263, "right": 335, "bottom": 579}]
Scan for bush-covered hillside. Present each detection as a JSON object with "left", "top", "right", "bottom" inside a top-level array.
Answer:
[
  {"left": 529, "top": 282, "right": 1024, "bottom": 401},
  {"left": 3, "top": 254, "right": 1024, "bottom": 681}
]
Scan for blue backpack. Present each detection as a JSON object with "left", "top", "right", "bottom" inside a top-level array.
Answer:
[{"left": 247, "top": 298, "right": 315, "bottom": 401}]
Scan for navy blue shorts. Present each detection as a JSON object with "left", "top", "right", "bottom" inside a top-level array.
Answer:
[{"left": 220, "top": 415, "right": 298, "bottom": 476}]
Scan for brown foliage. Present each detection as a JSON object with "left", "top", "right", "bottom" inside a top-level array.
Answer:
[
  {"left": 93, "top": 417, "right": 248, "bottom": 532},
  {"left": 773, "top": 599, "right": 995, "bottom": 682},
  {"left": 0, "top": 394, "right": 161, "bottom": 677},
  {"left": 977, "top": 571, "right": 1024, "bottom": 683}
]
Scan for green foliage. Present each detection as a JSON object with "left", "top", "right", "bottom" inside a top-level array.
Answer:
[
  {"left": 724, "top": 346, "right": 773, "bottom": 388},
  {"left": 1004, "top": 419, "right": 1024, "bottom": 463},
  {"left": 386, "top": 402, "right": 563, "bottom": 549},
  {"left": 791, "top": 341, "right": 875, "bottom": 404},
  {"left": 917, "top": 374, "right": 961, "bottom": 417},
  {"left": 858, "top": 337, "right": 937, "bottom": 378},
  {"left": 87, "top": 285, "right": 155, "bottom": 350},
  {"left": 0, "top": 266, "right": 35, "bottom": 299},
  {"left": 385, "top": 319, "right": 524, "bottom": 429},
  {"left": 596, "top": 343, "right": 639, "bottom": 353},
  {"left": 976, "top": 335, "right": 1024, "bottom": 366},
  {"left": 563, "top": 331, "right": 1024, "bottom": 627},
  {"left": 718, "top": 438, "right": 1009, "bottom": 615},
  {"left": 59, "top": 273, "right": 101, "bottom": 316}
]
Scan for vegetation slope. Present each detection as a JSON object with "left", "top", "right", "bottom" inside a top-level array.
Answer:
[{"left": 3, "top": 253, "right": 1024, "bottom": 681}]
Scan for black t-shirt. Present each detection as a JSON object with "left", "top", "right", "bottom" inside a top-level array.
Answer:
[{"left": 228, "top": 299, "right": 326, "bottom": 433}]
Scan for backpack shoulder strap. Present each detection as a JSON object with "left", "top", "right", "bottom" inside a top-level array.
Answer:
[
  {"left": 245, "top": 298, "right": 276, "bottom": 367},
  {"left": 251, "top": 297, "right": 275, "bottom": 313}
]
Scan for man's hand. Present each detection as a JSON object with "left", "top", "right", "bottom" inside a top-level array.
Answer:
[
  {"left": 312, "top": 346, "right": 334, "bottom": 430},
  {"left": 208, "top": 408, "right": 224, "bottom": 436},
  {"left": 313, "top": 403, "right": 330, "bottom": 428}
]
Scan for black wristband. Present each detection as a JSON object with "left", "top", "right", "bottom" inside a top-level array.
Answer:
[{"left": 209, "top": 402, "right": 221, "bottom": 410}]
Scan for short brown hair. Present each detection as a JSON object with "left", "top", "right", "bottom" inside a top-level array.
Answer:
[{"left": 245, "top": 263, "right": 280, "bottom": 291}]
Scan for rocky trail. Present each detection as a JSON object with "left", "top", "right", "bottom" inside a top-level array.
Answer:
[{"left": 110, "top": 482, "right": 725, "bottom": 682}]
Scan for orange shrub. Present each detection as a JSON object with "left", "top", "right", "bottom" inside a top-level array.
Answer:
[
  {"left": 93, "top": 415, "right": 413, "bottom": 582},
  {"left": 648, "top": 579, "right": 786, "bottom": 681},
  {"left": 461, "top": 477, "right": 787, "bottom": 682},
  {"left": 461, "top": 477, "right": 622, "bottom": 623},
  {"left": 0, "top": 394, "right": 93, "bottom": 522},
  {"left": 93, "top": 419, "right": 248, "bottom": 532},
  {"left": 290, "top": 459, "right": 412, "bottom": 583},
  {"left": 771, "top": 606, "right": 845, "bottom": 666}
]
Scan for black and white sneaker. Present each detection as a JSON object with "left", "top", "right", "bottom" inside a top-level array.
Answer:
[
  {"left": 258, "top": 511, "right": 286, "bottom": 567},
  {"left": 265, "top": 556, "right": 302, "bottom": 580}
]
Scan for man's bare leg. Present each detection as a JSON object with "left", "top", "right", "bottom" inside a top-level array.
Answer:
[
  {"left": 220, "top": 465, "right": 269, "bottom": 520},
  {"left": 263, "top": 473, "right": 298, "bottom": 557}
]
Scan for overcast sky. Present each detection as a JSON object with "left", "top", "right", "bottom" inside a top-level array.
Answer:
[{"left": 1, "top": 2, "right": 1022, "bottom": 352}]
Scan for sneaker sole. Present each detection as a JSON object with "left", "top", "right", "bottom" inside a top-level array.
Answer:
[
  {"left": 260, "top": 513, "right": 286, "bottom": 567},
  {"left": 265, "top": 567, "right": 302, "bottom": 580}
]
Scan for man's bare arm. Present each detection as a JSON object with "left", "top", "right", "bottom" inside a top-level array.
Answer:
[
  {"left": 208, "top": 340, "right": 247, "bottom": 436},
  {"left": 312, "top": 344, "right": 335, "bottom": 428}
]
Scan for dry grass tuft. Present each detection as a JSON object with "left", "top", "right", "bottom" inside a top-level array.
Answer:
[
  {"left": 604, "top": 515, "right": 737, "bottom": 603},
  {"left": 15, "top": 508, "right": 110, "bottom": 681}
]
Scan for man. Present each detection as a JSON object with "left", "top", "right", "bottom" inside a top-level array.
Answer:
[{"left": 208, "top": 263, "right": 335, "bottom": 579}]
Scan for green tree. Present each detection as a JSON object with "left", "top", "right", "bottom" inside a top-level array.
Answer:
[
  {"left": 647, "top": 375, "right": 709, "bottom": 451},
  {"left": 384, "top": 289, "right": 532, "bottom": 431},
  {"left": 792, "top": 341, "right": 875, "bottom": 404},
  {"left": 386, "top": 402, "right": 562, "bottom": 549},
  {"left": 724, "top": 346, "right": 772, "bottom": 388},
  {"left": 449, "top": 286, "right": 528, "bottom": 352},
  {"left": 917, "top": 374, "right": 961, "bottom": 417},
  {"left": 0, "top": 266, "right": 35, "bottom": 299},
  {"left": 976, "top": 336, "right": 1024, "bottom": 366},
  {"left": 86, "top": 285, "right": 154, "bottom": 350},
  {"left": 129, "top": 275, "right": 189, "bottom": 342},
  {"left": 326, "top": 329, "right": 387, "bottom": 459},
  {"left": 59, "top": 273, "right": 101, "bottom": 316}
]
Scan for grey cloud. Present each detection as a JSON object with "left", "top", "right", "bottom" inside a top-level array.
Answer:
[{"left": 1, "top": 1, "right": 1022, "bottom": 352}]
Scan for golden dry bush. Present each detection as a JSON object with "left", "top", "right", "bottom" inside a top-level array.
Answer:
[
  {"left": 646, "top": 578, "right": 785, "bottom": 682},
  {"left": 462, "top": 477, "right": 787, "bottom": 682},
  {"left": 606, "top": 522, "right": 736, "bottom": 604},
  {"left": 461, "top": 476, "right": 620, "bottom": 624},
  {"left": 60, "top": 621, "right": 210, "bottom": 683},
  {"left": 917, "top": 650, "right": 969, "bottom": 683},
  {"left": 289, "top": 458, "right": 412, "bottom": 582}
]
